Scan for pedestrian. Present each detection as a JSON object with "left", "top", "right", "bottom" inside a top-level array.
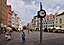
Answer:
[
  {"left": 1, "top": 27, "right": 3, "bottom": 33},
  {"left": 22, "top": 31, "right": 26, "bottom": 45},
  {"left": 5, "top": 27, "right": 11, "bottom": 41},
  {"left": 5, "top": 31, "right": 8, "bottom": 39},
  {"left": 6, "top": 31, "right": 11, "bottom": 40},
  {"left": 3, "top": 27, "right": 6, "bottom": 33}
]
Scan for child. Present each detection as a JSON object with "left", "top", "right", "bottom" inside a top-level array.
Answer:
[{"left": 22, "top": 32, "right": 26, "bottom": 45}]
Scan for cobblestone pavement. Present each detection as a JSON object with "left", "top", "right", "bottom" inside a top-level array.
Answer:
[
  {"left": 0, "top": 33, "right": 8, "bottom": 45},
  {"left": 0, "top": 31, "right": 64, "bottom": 45},
  {"left": 26, "top": 31, "right": 64, "bottom": 45},
  {"left": 0, "top": 32, "right": 21, "bottom": 45}
]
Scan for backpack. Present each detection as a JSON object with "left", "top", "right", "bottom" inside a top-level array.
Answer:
[{"left": 22, "top": 33, "right": 25, "bottom": 40}]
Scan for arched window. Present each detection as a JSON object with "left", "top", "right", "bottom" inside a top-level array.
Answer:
[
  {"left": 60, "top": 26, "right": 62, "bottom": 28},
  {"left": 60, "top": 18, "right": 62, "bottom": 24}
]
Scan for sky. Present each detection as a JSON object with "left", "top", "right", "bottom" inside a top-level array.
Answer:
[{"left": 7, "top": 0, "right": 64, "bottom": 25}]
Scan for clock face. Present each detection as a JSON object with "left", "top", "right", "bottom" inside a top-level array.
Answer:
[{"left": 39, "top": 11, "right": 45, "bottom": 17}]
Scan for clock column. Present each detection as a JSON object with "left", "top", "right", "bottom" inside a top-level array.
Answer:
[{"left": 37, "top": 2, "right": 46, "bottom": 44}]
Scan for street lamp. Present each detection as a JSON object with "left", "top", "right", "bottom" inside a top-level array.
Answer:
[{"left": 37, "top": 2, "right": 46, "bottom": 43}]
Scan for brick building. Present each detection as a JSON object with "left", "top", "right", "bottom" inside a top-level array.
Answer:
[
  {"left": 0, "top": 0, "right": 8, "bottom": 27},
  {"left": 7, "top": 5, "right": 12, "bottom": 27}
]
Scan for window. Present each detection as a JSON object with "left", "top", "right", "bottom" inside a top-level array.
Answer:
[
  {"left": 60, "top": 26, "right": 62, "bottom": 28},
  {"left": 60, "top": 18, "right": 62, "bottom": 24},
  {"left": 45, "top": 20, "right": 46, "bottom": 22},
  {"left": 53, "top": 25, "right": 54, "bottom": 27},
  {"left": 53, "top": 16, "right": 54, "bottom": 18},
  {"left": 44, "top": 23, "right": 45, "bottom": 24},
  {"left": 56, "top": 21, "right": 57, "bottom": 23},
  {"left": 56, "top": 18, "right": 57, "bottom": 20},
  {"left": 46, "top": 25, "right": 47, "bottom": 27}
]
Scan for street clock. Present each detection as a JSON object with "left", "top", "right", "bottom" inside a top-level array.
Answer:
[
  {"left": 37, "top": 2, "right": 46, "bottom": 18},
  {"left": 38, "top": 10, "right": 46, "bottom": 18},
  {"left": 36, "top": 2, "right": 46, "bottom": 43}
]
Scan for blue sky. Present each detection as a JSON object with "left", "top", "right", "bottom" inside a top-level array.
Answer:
[{"left": 7, "top": 0, "right": 64, "bottom": 25}]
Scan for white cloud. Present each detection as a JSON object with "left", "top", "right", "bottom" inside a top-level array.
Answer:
[
  {"left": 8, "top": 0, "right": 64, "bottom": 25},
  {"left": 8, "top": 0, "right": 38, "bottom": 25}
]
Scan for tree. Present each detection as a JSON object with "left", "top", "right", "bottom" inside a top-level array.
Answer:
[{"left": 23, "top": 26, "right": 27, "bottom": 30}]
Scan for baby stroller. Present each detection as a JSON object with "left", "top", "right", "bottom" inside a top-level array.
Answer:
[{"left": 5, "top": 31, "right": 11, "bottom": 40}]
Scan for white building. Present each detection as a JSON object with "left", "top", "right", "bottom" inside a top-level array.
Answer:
[
  {"left": 47, "top": 14, "right": 55, "bottom": 28},
  {"left": 12, "top": 11, "right": 22, "bottom": 30},
  {"left": 12, "top": 11, "right": 16, "bottom": 27},
  {"left": 32, "top": 14, "right": 55, "bottom": 30},
  {"left": 18, "top": 20, "right": 23, "bottom": 30}
]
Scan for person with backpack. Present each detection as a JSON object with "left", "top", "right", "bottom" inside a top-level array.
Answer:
[{"left": 22, "top": 31, "right": 26, "bottom": 45}]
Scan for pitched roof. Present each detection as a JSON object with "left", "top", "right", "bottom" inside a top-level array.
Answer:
[{"left": 57, "top": 12, "right": 64, "bottom": 16}]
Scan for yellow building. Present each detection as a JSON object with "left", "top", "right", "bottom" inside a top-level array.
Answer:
[
  {"left": 54, "top": 15, "right": 58, "bottom": 27},
  {"left": 54, "top": 12, "right": 64, "bottom": 28}
]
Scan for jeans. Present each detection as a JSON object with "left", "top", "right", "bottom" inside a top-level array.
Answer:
[{"left": 22, "top": 39, "right": 26, "bottom": 45}]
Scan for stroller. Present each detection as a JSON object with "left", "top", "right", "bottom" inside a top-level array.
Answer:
[{"left": 5, "top": 31, "right": 11, "bottom": 40}]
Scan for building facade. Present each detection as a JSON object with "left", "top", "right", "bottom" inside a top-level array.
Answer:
[
  {"left": 12, "top": 11, "right": 18, "bottom": 28},
  {"left": 18, "top": 20, "right": 23, "bottom": 30},
  {"left": 7, "top": 5, "right": 12, "bottom": 27},
  {"left": 33, "top": 16, "right": 40, "bottom": 30},
  {"left": 16, "top": 16, "right": 20, "bottom": 28},
  {"left": 0, "top": 0, "right": 8, "bottom": 27},
  {"left": 54, "top": 13, "right": 58, "bottom": 27},
  {"left": 32, "top": 14, "right": 55, "bottom": 30},
  {"left": 12, "top": 11, "right": 20, "bottom": 29},
  {"left": 47, "top": 14, "right": 55, "bottom": 27},
  {"left": 12, "top": 11, "right": 15, "bottom": 27},
  {"left": 55, "top": 12, "right": 64, "bottom": 28}
]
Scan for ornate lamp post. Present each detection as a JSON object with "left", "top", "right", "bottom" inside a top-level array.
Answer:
[{"left": 37, "top": 2, "right": 46, "bottom": 43}]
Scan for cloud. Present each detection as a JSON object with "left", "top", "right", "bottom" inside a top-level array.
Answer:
[
  {"left": 22, "top": 0, "right": 40, "bottom": 5},
  {"left": 7, "top": 0, "right": 64, "bottom": 25},
  {"left": 42, "top": 0, "right": 64, "bottom": 14},
  {"left": 7, "top": 0, "right": 38, "bottom": 25},
  {"left": 22, "top": 0, "right": 34, "bottom": 4}
]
